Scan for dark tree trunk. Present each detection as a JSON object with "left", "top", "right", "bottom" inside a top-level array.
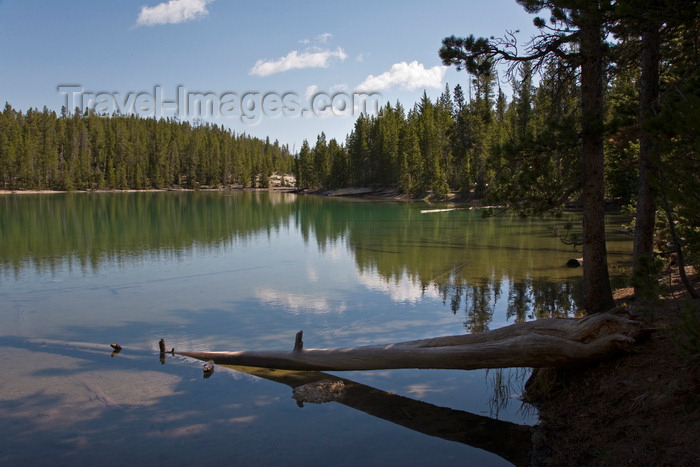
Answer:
[
  {"left": 579, "top": 6, "right": 616, "bottom": 314},
  {"left": 633, "top": 22, "right": 660, "bottom": 292},
  {"left": 660, "top": 193, "right": 700, "bottom": 298}
]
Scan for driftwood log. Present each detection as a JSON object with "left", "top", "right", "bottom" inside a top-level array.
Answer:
[{"left": 177, "top": 307, "right": 648, "bottom": 372}]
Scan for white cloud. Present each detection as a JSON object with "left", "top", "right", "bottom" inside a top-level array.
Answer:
[
  {"left": 356, "top": 268, "right": 440, "bottom": 303},
  {"left": 306, "top": 263, "right": 319, "bottom": 282},
  {"left": 299, "top": 33, "right": 332, "bottom": 46},
  {"left": 304, "top": 84, "right": 347, "bottom": 101},
  {"left": 250, "top": 47, "right": 347, "bottom": 77},
  {"left": 255, "top": 288, "right": 345, "bottom": 315},
  {"left": 305, "top": 85, "right": 319, "bottom": 100},
  {"left": 355, "top": 61, "right": 447, "bottom": 93},
  {"left": 136, "top": 0, "right": 214, "bottom": 27},
  {"left": 316, "top": 32, "right": 333, "bottom": 44},
  {"left": 406, "top": 383, "right": 446, "bottom": 398}
]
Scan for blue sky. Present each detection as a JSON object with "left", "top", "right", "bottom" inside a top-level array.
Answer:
[{"left": 0, "top": 0, "right": 540, "bottom": 151}]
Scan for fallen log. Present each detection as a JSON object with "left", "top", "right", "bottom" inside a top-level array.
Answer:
[{"left": 177, "top": 307, "right": 648, "bottom": 371}]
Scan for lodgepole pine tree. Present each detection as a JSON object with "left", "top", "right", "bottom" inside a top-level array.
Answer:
[{"left": 440, "top": 0, "right": 616, "bottom": 314}]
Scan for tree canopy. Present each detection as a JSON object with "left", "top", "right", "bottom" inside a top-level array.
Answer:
[
  {"left": 0, "top": 105, "right": 294, "bottom": 191},
  {"left": 293, "top": 0, "right": 699, "bottom": 313}
]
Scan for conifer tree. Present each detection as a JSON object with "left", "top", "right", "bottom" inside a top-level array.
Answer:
[
  {"left": 346, "top": 114, "right": 372, "bottom": 186},
  {"left": 313, "top": 132, "right": 330, "bottom": 189},
  {"left": 328, "top": 137, "right": 347, "bottom": 189},
  {"left": 440, "top": 0, "right": 617, "bottom": 313},
  {"left": 396, "top": 113, "right": 422, "bottom": 196},
  {"left": 294, "top": 140, "right": 312, "bottom": 189}
]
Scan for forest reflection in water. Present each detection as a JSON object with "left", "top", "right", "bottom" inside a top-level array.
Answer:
[{"left": 0, "top": 190, "right": 631, "bottom": 333}]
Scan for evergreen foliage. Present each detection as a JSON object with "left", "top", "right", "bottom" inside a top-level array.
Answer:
[
  {"left": 0, "top": 105, "right": 293, "bottom": 191},
  {"left": 292, "top": 64, "right": 596, "bottom": 204},
  {"left": 290, "top": 0, "right": 699, "bottom": 309}
]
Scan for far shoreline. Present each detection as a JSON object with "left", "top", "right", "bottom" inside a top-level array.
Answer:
[
  {"left": 1, "top": 185, "right": 612, "bottom": 213},
  {"left": 0, "top": 186, "right": 299, "bottom": 196},
  {"left": 0, "top": 186, "right": 586, "bottom": 212}
]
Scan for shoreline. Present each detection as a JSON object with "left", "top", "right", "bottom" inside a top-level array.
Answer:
[
  {"left": 0, "top": 186, "right": 299, "bottom": 195},
  {"left": 529, "top": 269, "right": 699, "bottom": 465},
  {"left": 0, "top": 186, "right": 469, "bottom": 206},
  {"left": 1, "top": 186, "right": 621, "bottom": 213}
]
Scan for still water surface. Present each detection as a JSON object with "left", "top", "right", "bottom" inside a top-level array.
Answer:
[{"left": 0, "top": 191, "right": 632, "bottom": 466}]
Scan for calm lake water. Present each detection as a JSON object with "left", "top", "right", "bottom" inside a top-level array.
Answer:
[{"left": 0, "top": 191, "right": 632, "bottom": 466}]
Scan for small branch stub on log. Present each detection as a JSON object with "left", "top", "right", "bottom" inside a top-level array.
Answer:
[
  {"left": 158, "top": 338, "right": 167, "bottom": 365},
  {"left": 293, "top": 330, "right": 303, "bottom": 352}
]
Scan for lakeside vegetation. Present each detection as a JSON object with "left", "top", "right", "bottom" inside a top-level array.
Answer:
[
  {"left": 0, "top": 105, "right": 294, "bottom": 191},
  {"left": 294, "top": 2, "right": 699, "bottom": 316}
]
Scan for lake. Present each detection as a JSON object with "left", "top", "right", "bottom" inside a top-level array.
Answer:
[{"left": 0, "top": 191, "right": 632, "bottom": 466}]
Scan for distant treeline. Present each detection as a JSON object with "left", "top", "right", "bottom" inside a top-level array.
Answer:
[
  {"left": 0, "top": 105, "right": 294, "bottom": 191},
  {"left": 295, "top": 61, "right": 637, "bottom": 208},
  {"left": 295, "top": 39, "right": 696, "bottom": 217}
]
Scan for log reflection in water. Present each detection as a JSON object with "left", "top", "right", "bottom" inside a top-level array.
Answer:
[{"left": 223, "top": 365, "right": 533, "bottom": 467}]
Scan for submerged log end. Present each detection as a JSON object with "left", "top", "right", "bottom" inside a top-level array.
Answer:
[{"left": 292, "top": 379, "right": 346, "bottom": 405}]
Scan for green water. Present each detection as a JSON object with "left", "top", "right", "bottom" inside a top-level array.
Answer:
[{"left": 0, "top": 191, "right": 632, "bottom": 466}]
